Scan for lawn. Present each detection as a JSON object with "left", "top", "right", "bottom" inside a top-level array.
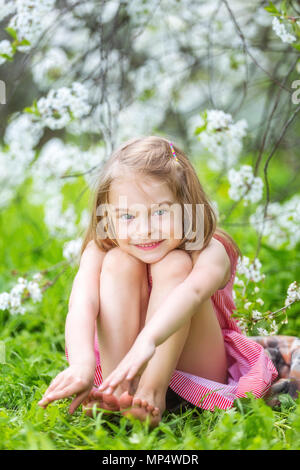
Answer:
[{"left": 0, "top": 179, "right": 300, "bottom": 450}]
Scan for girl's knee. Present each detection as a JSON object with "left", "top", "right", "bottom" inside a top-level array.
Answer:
[
  {"left": 150, "top": 249, "right": 193, "bottom": 281},
  {"left": 102, "top": 247, "right": 146, "bottom": 276}
]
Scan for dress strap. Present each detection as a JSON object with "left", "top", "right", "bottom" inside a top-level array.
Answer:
[{"left": 212, "top": 232, "right": 238, "bottom": 288}]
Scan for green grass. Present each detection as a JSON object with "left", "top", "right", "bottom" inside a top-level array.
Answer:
[{"left": 0, "top": 178, "right": 300, "bottom": 450}]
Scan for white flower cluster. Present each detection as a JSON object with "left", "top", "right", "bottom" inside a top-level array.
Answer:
[
  {"left": 272, "top": 17, "right": 296, "bottom": 44},
  {"left": 63, "top": 238, "right": 83, "bottom": 265},
  {"left": 250, "top": 194, "right": 300, "bottom": 249},
  {"left": 228, "top": 165, "right": 263, "bottom": 206},
  {"left": 43, "top": 194, "right": 78, "bottom": 239},
  {"left": 8, "top": 0, "right": 56, "bottom": 51},
  {"left": 0, "top": 0, "right": 16, "bottom": 22},
  {"left": 31, "top": 47, "right": 69, "bottom": 91},
  {"left": 257, "top": 320, "right": 278, "bottom": 336},
  {"left": 0, "top": 273, "right": 43, "bottom": 315},
  {"left": 30, "top": 137, "right": 104, "bottom": 193},
  {"left": 0, "top": 39, "right": 13, "bottom": 66},
  {"left": 5, "top": 113, "right": 44, "bottom": 158},
  {"left": 0, "top": 81, "right": 94, "bottom": 211},
  {"left": 285, "top": 281, "right": 300, "bottom": 307},
  {"left": 236, "top": 256, "right": 265, "bottom": 283},
  {"left": 197, "top": 110, "right": 248, "bottom": 171},
  {"left": 36, "top": 82, "right": 91, "bottom": 129},
  {"left": 42, "top": 194, "right": 90, "bottom": 241},
  {"left": 0, "top": 114, "right": 44, "bottom": 210}
]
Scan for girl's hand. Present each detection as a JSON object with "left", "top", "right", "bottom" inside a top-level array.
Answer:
[
  {"left": 98, "top": 334, "right": 156, "bottom": 395},
  {"left": 38, "top": 364, "right": 95, "bottom": 414}
]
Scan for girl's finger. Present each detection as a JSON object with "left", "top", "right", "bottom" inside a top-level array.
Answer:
[
  {"left": 39, "top": 376, "right": 70, "bottom": 405},
  {"left": 126, "top": 364, "right": 142, "bottom": 381},
  {"left": 98, "top": 375, "right": 114, "bottom": 391},
  {"left": 41, "top": 383, "right": 80, "bottom": 405},
  {"left": 69, "top": 391, "right": 90, "bottom": 415},
  {"left": 43, "top": 374, "right": 64, "bottom": 396},
  {"left": 48, "top": 369, "right": 69, "bottom": 389}
]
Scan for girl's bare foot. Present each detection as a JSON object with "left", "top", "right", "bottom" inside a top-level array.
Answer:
[
  {"left": 119, "top": 390, "right": 165, "bottom": 429},
  {"left": 82, "top": 387, "right": 120, "bottom": 417}
]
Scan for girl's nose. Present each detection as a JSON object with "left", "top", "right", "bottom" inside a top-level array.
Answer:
[{"left": 134, "top": 215, "right": 151, "bottom": 239}]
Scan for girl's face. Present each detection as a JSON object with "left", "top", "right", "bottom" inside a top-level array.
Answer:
[{"left": 107, "top": 174, "right": 183, "bottom": 263}]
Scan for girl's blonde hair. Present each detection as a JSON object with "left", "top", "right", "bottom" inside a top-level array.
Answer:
[{"left": 80, "top": 135, "right": 241, "bottom": 260}]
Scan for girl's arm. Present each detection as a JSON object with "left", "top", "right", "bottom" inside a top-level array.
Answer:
[
  {"left": 65, "top": 240, "right": 106, "bottom": 367},
  {"left": 38, "top": 240, "right": 106, "bottom": 412},
  {"left": 98, "top": 238, "right": 231, "bottom": 393},
  {"left": 140, "top": 238, "right": 231, "bottom": 346}
]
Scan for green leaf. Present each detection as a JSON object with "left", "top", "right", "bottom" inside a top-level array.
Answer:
[
  {"left": 17, "top": 39, "right": 31, "bottom": 47},
  {"left": 280, "top": 1, "right": 287, "bottom": 16},
  {"left": 194, "top": 124, "right": 207, "bottom": 135},
  {"left": 5, "top": 27, "right": 17, "bottom": 40},
  {"left": 264, "top": 2, "right": 280, "bottom": 15}
]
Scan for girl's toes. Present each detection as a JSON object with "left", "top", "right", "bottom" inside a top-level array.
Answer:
[
  {"left": 152, "top": 407, "right": 160, "bottom": 417},
  {"left": 102, "top": 393, "right": 120, "bottom": 411},
  {"left": 119, "top": 391, "right": 133, "bottom": 411},
  {"left": 141, "top": 400, "right": 148, "bottom": 408},
  {"left": 147, "top": 404, "right": 154, "bottom": 413},
  {"left": 133, "top": 397, "right": 142, "bottom": 408}
]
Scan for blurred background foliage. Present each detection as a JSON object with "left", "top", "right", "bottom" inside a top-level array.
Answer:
[{"left": 0, "top": 0, "right": 299, "bottom": 449}]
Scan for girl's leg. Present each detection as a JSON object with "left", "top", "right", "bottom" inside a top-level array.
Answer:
[
  {"left": 120, "top": 249, "right": 228, "bottom": 427},
  {"left": 119, "top": 249, "right": 194, "bottom": 426},
  {"left": 82, "top": 247, "right": 150, "bottom": 414}
]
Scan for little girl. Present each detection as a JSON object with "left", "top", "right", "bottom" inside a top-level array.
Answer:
[{"left": 38, "top": 136, "right": 295, "bottom": 428}]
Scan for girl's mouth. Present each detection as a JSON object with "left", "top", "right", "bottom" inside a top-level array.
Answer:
[{"left": 134, "top": 240, "right": 164, "bottom": 250}]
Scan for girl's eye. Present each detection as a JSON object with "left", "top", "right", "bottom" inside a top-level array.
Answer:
[
  {"left": 154, "top": 209, "right": 167, "bottom": 216},
  {"left": 120, "top": 213, "right": 134, "bottom": 221},
  {"left": 120, "top": 209, "right": 167, "bottom": 220}
]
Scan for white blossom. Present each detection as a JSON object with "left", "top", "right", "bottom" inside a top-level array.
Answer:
[
  {"left": 197, "top": 110, "right": 248, "bottom": 171},
  {"left": 4, "top": 113, "right": 43, "bottom": 155},
  {"left": 250, "top": 195, "right": 300, "bottom": 249},
  {"left": 285, "top": 281, "right": 300, "bottom": 307},
  {"left": 28, "top": 138, "right": 105, "bottom": 207},
  {"left": 0, "top": 0, "right": 16, "bottom": 22},
  {"left": 206, "top": 110, "right": 233, "bottom": 131},
  {"left": 63, "top": 238, "right": 82, "bottom": 265},
  {"left": 236, "top": 256, "right": 265, "bottom": 283},
  {"left": 0, "top": 40, "right": 13, "bottom": 65},
  {"left": 36, "top": 82, "right": 91, "bottom": 129},
  {"left": 43, "top": 194, "right": 78, "bottom": 239},
  {"left": 252, "top": 310, "right": 263, "bottom": 320},
  {"left": 0, "top": 292, "right": 10, "bottom": 310},
  {"left": 31, "top": 47, "right": 69, "bottom": 91},
  {"left": 256, "top": 298, "right": 264, "bottom": 306},
  {"left": 272, "top": 17, "right": 296, "bottom": 44},
  {"left": 228, "top": 165, "right": 263, "bottom": 205},
  {"left": 269, "top": 320, "right": 278, "bottom": 335},
  {"left": 257, "top": 327, "right": 269, "bottom": 336},
  {"left": 234, "top": 277, "right": 245, "bottom": 287},
  {"left": 0, "top": 273, "right": 43, "bottom": 315},
  {"left": 8, "top": 0, "right": 56, "bottom": 51},
  {"left": 27, "top": 281, "right": 42, "bottom": 303}
]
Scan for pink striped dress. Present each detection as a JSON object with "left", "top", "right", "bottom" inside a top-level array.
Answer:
[{"left": 65, "top": 233, "right": 278, "bottom": 411}]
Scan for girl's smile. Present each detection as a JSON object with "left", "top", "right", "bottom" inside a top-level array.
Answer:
[{"left": 133, "top": 240, "right": 165, "bottom": 250}]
